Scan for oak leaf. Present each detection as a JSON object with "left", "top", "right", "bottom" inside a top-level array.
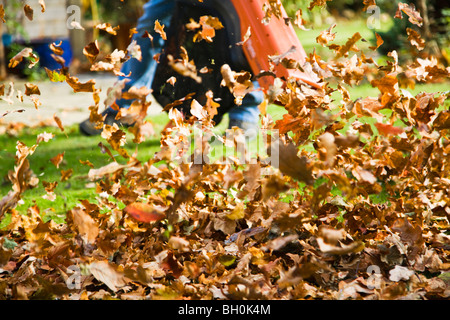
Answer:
[
  {"left": 395, "top": 2, "right": 423, "bottom": 26},
  {"left": 271, "top": 139, "right": 315, "bottom": 185}
]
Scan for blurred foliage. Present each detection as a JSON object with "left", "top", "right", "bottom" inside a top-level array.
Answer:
[
  {"left": 283, "top": 0, "right": 449, "bottom": 64},
  {"left": 96, "top": 0, "right": 146, "bottom": 25},
  {"left": 283, "top": 0, "right": 330, "bottom": 26},
  {"left": 0, "top": 0, "right": 27, "bottom": 38}
]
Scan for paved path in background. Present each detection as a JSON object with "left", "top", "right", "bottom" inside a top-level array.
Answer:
[{"left": 0, "top": 73, "right": 162, "bottom": 127}]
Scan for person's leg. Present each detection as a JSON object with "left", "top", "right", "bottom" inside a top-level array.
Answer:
[
  {"left": 227, "top": 81, "right": 263, "bottom": 132},
  {"left": 80, "top": 0, "right": 176, "bottom": 135},
  {"left": 114, "top": 0, "right": 176, "bottom": 111}
]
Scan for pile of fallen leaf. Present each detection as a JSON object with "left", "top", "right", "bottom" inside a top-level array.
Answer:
[{"left": 0, "top": 1, "right": 449, "bottom": 300}]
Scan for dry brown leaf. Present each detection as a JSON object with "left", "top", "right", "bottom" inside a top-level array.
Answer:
[
  {"left": 24, "top": 83, "right": 40, "bottom": 96},
  {"left": 294, "top": 9, "right": 308, "bottom": 31},
  {"left": 88, "top": 162, "right": 126, "bottom": 180},
  {"left": 50, "top": 152, "right": 65, "bottom": 169},
  {"left": 369, "top": 32, "right": 384, "bottom": 50},
  {"left": 89, "top": 260, "right": 128, "bottom": 292},
  {"left": 8, "top": 48, "right": 39, "bottom": 69},
  {"left": 95, "top": 23, "right": 119, "bottom": 35},
  {"left": 317, "top": 226, "right": 364, "bottom": 255},
  {"left": 316, "top": 24, "right": 336, "bottom": 47},
  {"left": 53, "top": 114, "right": 65, "bottom": 133},
  {"left": 49, "top": 42, "right": 64, "bottom": 56},
  {"left": 375, "top": 122, "right": 404, "bottom": 136},
  {"left": 127, "top": 40, "right": 142, "bottom": 61},
  {"left": 23, "top": 5, "right": 33, "bottom": 21},
  {"left": 70, "top": 206, "right": 99, "bottom": 244},
  {"left": 237, "top": 27, "right": 251, "bottom": 46},
  {"left": 395, "top": 2, "right": 423, "bottom": 26},
  {"left": 272, "top": 139, "right": 315, "bottom": 185},
  {"left": 83, "top": 41, "right": 100, "bottom": 64},
  {"left": 66, "top": 76, "right": 96, "bottom": 93},
  {"left": 308, "top": 0, "right": 332, "bottom": 10},
  {"left": 154, "top": 20, "right": 167, "bottom": 40},
  {"left": 60, "top": 169, "right": 73, "bottom": 182},
  {"left": 406, "top": 28, "right": 425, "bottom": 51},
  {"left": 39, "top": 0, "right": 46, "bottom": 12},
  {"left": 124, "top": 202, "right": 166, "bottom": 223},
  {"left": 336, "top": 32, "right": 362, "bottom": 58},
  {"left": 168, "top": 54, "right": 201, "bottom": 83},
  {"left": 190, "top": 99, "right": 208, "bottom": 121},
  {"left": 0, "top": 5, "right": 5, "bottom": 23}
]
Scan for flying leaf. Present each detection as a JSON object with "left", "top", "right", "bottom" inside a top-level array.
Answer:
[
  {"left": 70, "top": 20, "right": 84, "bottom": 30},
  {"left": 406, "top": 28, "right": 425, "bottom": 50},
  {"left": 9, "top": 48, "right": 39, "bottom": 69},
  {"left": 70, "top": 206, "right": 99, "bottom": 244},
  {"left": 226, "top": 202, "right": 245, "bottom": 220},
  {"left": 352, "top": 167, "right": 377, "bottom": 184},
  {"left": 336, "top": 32, "right": 362, "bottom": 58},
  {"left": 154, "top": 20, "right": 167, "bottom": 40},
  {"left": 95, "top": 23, "right": 119, "bottom": 35},
  {"left": 66, "top": 76, "right": 96, "bottom": 93},
  {"left": 49, "top": 42, "right": 64, "bottom": 56},
  {"left": 369, "top": 32, "right": 384, "bottom": 50},
  {"left": 308, "top": 0, "right": 332, "bottom": 10},
  {"left": 124, "top": 202, "right": 166, "bottom": 223},
  {"left": 316, "top": 24, "right": 336, "bottom": 47},
  {"left": 294, "top": 9, "right": 308, "bottom": 30},
  {"left": 237, "top": 27, "right": 251, "bottom": 46},
  {"left": 167, "top": 54, "right": 201, "bottom": 83},
  {"left": 24, "top": 83, "right": 41, "bottom": 96},
  {"left": 1, "top": 109, "right": 25, "bottom": 119},
  {"left": 45, "top": 68, "right": 66, "bottom": 82},
  {"left": 127, "top": 40, "right": 142, "bottom": 61},
  {"left": 36, "top": 132, "right": 54, "bottom": 143},
  {"left": 83, "top": 41, "right": 100, "bottom": 64},
  {"left": 190, "top": 99, "right": 207, "bottom": 121},
  {"left": 60, "top": 169, "right": 73, "bottom": 182},
  {"left": 0, "top": 5, "right": 5, "bottom": 23},
  {"left": 42, "top": 181, "right": 58, "bottom": 193},
  {"left": 53, "top": 114, "right": 66, "bottom": 133},
  {"left": 363, "top": 0, "right": 376, "bottom": 11},
  {"left": 142, "top": 30, "right": 153, "bottom": 42},
  {"left": 317, "top": 226, "right": 364, "bottom": 255},
  {"left": 50, "top": 152, "right": 65, "bottom": 169},
  {"left": 271, "top": 139, "right": 315, "bottom": 185},
  {"left": 39, "top": 0, "right": 46, "bottom": 12},
  {"left": 374, "top": 122, "right": 404, "bottom": 136},
  {"left": 395, "top": 2, "right": 423, "bottom": 26},
  {"left": 317, "top": 132, "right": 337, "bottom": 167},
  {"left": 79, "top": 159, "right": 95, "bottom": 168},
  {"left": 104, "top": 79, "right": 129, "bottom": 107},
  {"left": 23, "top": 5, "right": 33, "bottom": 21}
]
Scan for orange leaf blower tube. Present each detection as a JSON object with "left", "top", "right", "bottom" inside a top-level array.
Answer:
[{"left": 229, "top": 0, "right": 320, "bottom": 90}]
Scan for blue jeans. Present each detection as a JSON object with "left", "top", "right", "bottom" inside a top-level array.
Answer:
[{"left": 113, "top": 0, "right": 261, "bottom": 124}]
